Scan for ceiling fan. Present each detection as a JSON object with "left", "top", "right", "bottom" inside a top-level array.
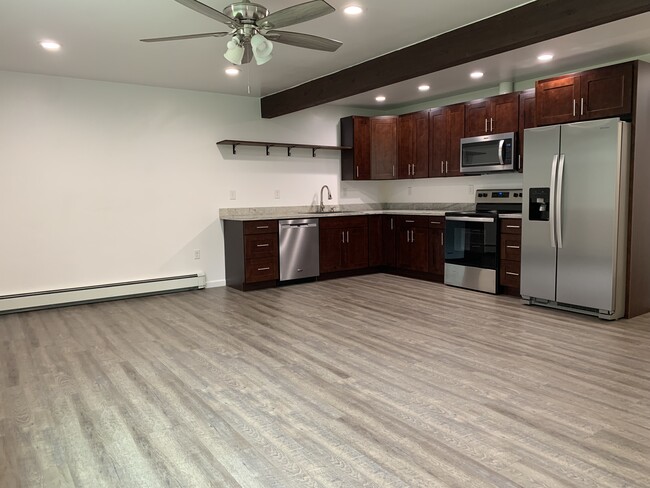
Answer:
[{"left": 141, "top": 0, "right": 342, "bottom": 66}]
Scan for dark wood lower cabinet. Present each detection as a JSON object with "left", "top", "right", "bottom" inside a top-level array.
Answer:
[
  {"left": 382, "top": 215, "right": 397, "bottom": 267},
  {"left": 319, "top": 216, "right": 369, "bottom": 274},
  {"left": 396, "top": 216, "right": 429, "bottom": 273},
  {"left": 368, "top": 215, "right": 383, "bottom": 267},
  {"left": 428, "top": 217, "right": 445, "bottom": 277},
  {"left": 499, "top": 218, "right": 522, "bottom": 296}
]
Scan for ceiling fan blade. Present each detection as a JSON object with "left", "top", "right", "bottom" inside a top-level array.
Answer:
[
  {"left": 257, "top": 0, "right": 335, "bottom": 30},
  {"left": 242, "top": 43, "right": 253, "bottom": 64},
  {"left": 265, "top": 30, "right": 342, "bottom": 52},
  {"left": 174, "top": 0, "right": 241, "bottom": 28},
  {"left": 140, "top": 32, "right": 229, "bottom": 42}
]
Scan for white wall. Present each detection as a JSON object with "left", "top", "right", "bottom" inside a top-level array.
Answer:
[{"left": 0, "top": 70, "right": 382, "bottom": 293}]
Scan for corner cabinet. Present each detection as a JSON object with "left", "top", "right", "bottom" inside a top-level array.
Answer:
[
  {"left": 341, "top": 115, "right": 397, "bottom": 181},
  {"left": 535, "top": 61, "right": 634, "bottom": 126}
]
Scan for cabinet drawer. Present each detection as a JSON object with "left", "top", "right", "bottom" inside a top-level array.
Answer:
[
  {"left": 428, "top": 217, "right": 445, "bottom": 228},
  {"left": 396, "top": 215, "right": 429, "bottom": 228},
  {"left": 245, "top": 234, "right": 278, "bottom": 259},
  {"left": 244, "top": 220, "right": 278, "bottom": 235},
  {"left": 500, "top": 219, "right": 522, "bottom": 234},
  {"left": 501, "top": 234, "right": 521, "bottom": 261},
  {"left": 500, "top": 260, "right": 521, "bottom": 288},
  {"left": 245, "top": 257, "right": 278, "bottom": 283},
  {"left": 319, "top": 215, "right": 368, "bottom": 229}
]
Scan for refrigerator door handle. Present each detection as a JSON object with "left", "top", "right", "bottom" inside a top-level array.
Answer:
[
  {"left": 556, "top": 154, "right": 566, "bottom": 249},
  {"left": 549, "top": 154, "right": 559, "bottom": 248}
]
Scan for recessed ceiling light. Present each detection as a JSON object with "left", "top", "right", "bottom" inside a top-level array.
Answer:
[
  {"left": 537, "top": 53, "right": 554, "bottom": 62},
  {"left": 470, "top": 71, "right": 484, "bottom": 79},
  {"left": 225, "top": 67, "right": 240, "bottom": 76},
  {"left": 40, "top": 40, "right": 61, "bottom": 51},
  {"left": 344, "top": 5, "right": 363, "bottom": 15},
  {"left": 418, "top": 84, "right": 430, "bottom": 92},
  {"left": 375, "top": 95, "right": 386, "bottom": 102}
]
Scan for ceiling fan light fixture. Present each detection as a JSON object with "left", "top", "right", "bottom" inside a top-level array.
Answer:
[
  {"left": 251, "top": 33, "right": 273, "bottom": 65},
  {"left": 224, "top": 37, "right": 245, "bottom": 65}
]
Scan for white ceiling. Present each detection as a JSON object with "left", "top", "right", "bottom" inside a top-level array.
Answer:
[{"left": 1, "top": 0, "right": 650, "bottom": 109}]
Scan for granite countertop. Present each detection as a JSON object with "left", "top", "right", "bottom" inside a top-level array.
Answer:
[{"left": 220, "top": 204, "right": 470, "bottom": 221}]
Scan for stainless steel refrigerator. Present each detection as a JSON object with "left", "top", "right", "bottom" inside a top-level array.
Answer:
[{"left": 521, "top": 118, "right": 630, "bottom": 320}]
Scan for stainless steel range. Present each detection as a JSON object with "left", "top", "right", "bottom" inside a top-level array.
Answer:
[{"left": 445, "top": 189, "right": 522, "bottom": 294}]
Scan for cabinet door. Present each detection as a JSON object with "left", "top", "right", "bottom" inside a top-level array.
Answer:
[
  {"left": 368, "top": 215, "right": 382, "bottom": 267},
  {"left": 581, "top": 63, "right": 634, "bottom": 121},
  {"left": 491, "top": 93, "right": 519, "bottom": 134},
  {"left": 446, "top": 104, "right": 465, "bottom": 177},
  {"left": 382, "top": 216, "right": 396, "bottom": 267},
  {"left": 409, "top": 228, "right": 429, "bottom": 272},
  {"left": 518, "top": 89, "right": 536, "bottom": 173},
  {"left": 428, "top": 228, "right": 445, "bottom": 276},
  {"left": 396, "top": 227, "right": 412, "bottom": 270},
  {"left": 344, "top": 226, "right": 369, "bottom": 270},
  {"left": 464, "top": 99, "right": 489, "bottom": 137},
  {"left": 371, "top": 116, "right": 397, "bottom": 180},
  {"left": 397, "top": 113, "right": 415, "bottom": 178},
  {"left": 353, "top": 117, "right": 371, "bottom": 179},
  {"left": 319, "top": 227, "right": 344, "bottom": 273},
  {"left": 536, "top": 75, "right": 581, "bottom": 126},
  {"left": 413, "top": 110, "right": 430, "bottom": 178},
  {"left": 429, "top": 107, "right": 447, "bottom": 178}
]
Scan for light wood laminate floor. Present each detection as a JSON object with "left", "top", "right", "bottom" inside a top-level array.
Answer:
[{"left": 2, "top": 274, "right": 650, "bottom": 487}]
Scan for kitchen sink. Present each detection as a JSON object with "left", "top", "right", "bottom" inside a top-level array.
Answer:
[{"left": 301, "top": 210, "right": 357, "bottom": 215}]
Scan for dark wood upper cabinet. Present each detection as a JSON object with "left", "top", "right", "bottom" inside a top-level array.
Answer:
[
  {"left": 398, "top": 111, "right": 429, "bottom": 179},
  {"left": 341, "top": 116, "right": 371, "bottom": 180},
  {"left": 518, "top": 89, "right": 536, "bottom": 173},
  {"left": 465, "top": 92, "right": 519, "bottom": 137},
  {"left": 536, "top": 62, "right": 634, "bottom": 126},
  {"left": 371, "top": 116, "right": 398, "bottom": 180},
  {"left": 430, "top": 104, "right": 465, "bottom": 177}
]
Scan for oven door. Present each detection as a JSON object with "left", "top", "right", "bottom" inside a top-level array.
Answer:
[{"left": 444, "top": 215, "right": 499, "bottom": 293}]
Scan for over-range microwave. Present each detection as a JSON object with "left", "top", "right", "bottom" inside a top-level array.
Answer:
[{"left": 460, "top": 132, "right": 516, "bottom": 174}]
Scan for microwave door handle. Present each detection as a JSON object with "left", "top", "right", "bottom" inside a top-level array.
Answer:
[
  {"left": 549, "top": 154, "right": 559, "bottom": 248},
  {"left": 498, "top": 139, "right": 505, "bottom": 165}
]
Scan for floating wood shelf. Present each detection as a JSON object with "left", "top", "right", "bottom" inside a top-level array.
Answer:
[{"left": 217, "top": 139, "right": 351, "bottom": 157}]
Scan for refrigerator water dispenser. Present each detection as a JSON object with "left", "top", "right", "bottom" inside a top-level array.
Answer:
[{"left": 528, "top": 187, "right": 550, "bottom": 221}]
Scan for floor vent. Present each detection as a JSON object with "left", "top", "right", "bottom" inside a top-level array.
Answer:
[{"left": 0, "top": 273, "right": 206, "bottom": 314}]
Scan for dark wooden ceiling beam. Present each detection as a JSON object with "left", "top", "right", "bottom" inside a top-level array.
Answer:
[{"left": 260, "top": 0, "right": 650, "bottom": 118}]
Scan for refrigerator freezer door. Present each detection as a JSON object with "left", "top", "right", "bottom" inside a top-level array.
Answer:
[
  {"left": 555, "top": 119, "right": 623, "bottom": 311},
  {"left": 521, "top": 125, "right": 561, "bottom": 301}
]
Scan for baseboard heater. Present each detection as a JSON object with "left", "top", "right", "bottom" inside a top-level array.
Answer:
[{"left": 0, "top": 273, "right": 206, "bottom": 314}]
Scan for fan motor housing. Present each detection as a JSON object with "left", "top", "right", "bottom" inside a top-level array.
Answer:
[{"left": 224, "top": 2, "right": 269, "bottom": 23}]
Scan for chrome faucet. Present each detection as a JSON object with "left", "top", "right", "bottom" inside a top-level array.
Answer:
[{"left": 319, "top": 185, "right": 332, "bottom": 213}]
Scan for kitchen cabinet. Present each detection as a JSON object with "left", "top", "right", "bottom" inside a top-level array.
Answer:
[
  {"left": 464, "top": 92, "right": 520, "bottom": 137},
  {"left": 341, "top": 116, "right": 371, "bottom": 180},
  {"left": 499, "top": 218, "right": 522, "bottom": 296},
  {"left": 518, "top": 89, "right": 536, "bottom": 172},
  {"left": 341, "top": 115, "right": 397, "bottom": 180},
  {"left": 382, "top": 215, "right": 397, "bottom": 267},
  {"left": 396, "top": 216, "right": 429, "bottom": 273},
  {"left": 371, "top": 116, "right": 398, "bottom": 180},
  {"left": 224, "top": 219, "right": 279, "bottom": 290},
  {"left": 428, "top": 217, "right": 445, "bottom": 278},
  {"left": 368, "top": 215, "right": 383, "bottom": 267},
  {"left": 535, "top": 62, "right": 634, "bottom": 126},
  {"left": 429, "top": 103, "right": 465, "bottom": 177},
  {"left": 319, "top": 216, "right": 369, "bottom": 273},
  {"left": 398, "top": 111, "right": 429, "bottom": 179}
]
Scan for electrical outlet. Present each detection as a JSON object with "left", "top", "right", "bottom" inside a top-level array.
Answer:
[
  {"left": 468, "top": 184, "right": 475, "bottom": 195},
  {"left": 274, "top": 190, "right": 280, "bottom": 199},
  {"left": 408, "top": 186, "right": 412, "bottom": 196},
  {"left": 194, "top": 249, "right": 201, "bottom": 260},
  {"left": 229, "top": 190, "right": 236, "bottom": 200}
]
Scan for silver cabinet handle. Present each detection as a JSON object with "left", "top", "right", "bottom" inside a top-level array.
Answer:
[
  {"left": 580, "top": 97, "right": 584, "bottom": 116},
  {"left": 356, "top": 165, "right": 359, "bottom": 178},
  {"left": 256, "top": 225, "right": 269, "bottom": 229},
  {"left": 446, "top": 161, "right": 449, "bottom": 174},
  {"left": 256, "top": 243, "right": 270, "bottom": 247},
  {"left": 441, "top": 233, "right": 444, "bottom": 246},
  {"left": 506, "top": 272, "right": 520, "bottom": 277},
  {"left": 430, "top": 221, "right": 441, "bottom": 225},
  {"left": 406, "top": 230, "right": 410, "bottom": 243},
  {"left": 257, "top": 267, "right": 270, "bottom": 271},
  {"left": 572, "top": 99, "right": 576, "bottom": 117},
  {"left": 346, "top": 231, "right": 350, "bottom": 243},
  {"left": 506, "top": 245, "right": 520, "bottom": 249},
  {"left": 490, "top": 118, "right": 494, "bottom": 132},
  {"left": 392, "top": 165, "right": 395, "bottom": 177},
  {"left": 390, "top": 218, "right": 394, "bottom": 230},
  {"left": 441, "top": 161, "right": 444, "bottom": 174},
  {"left": 411, "top": 230, "right": 415, "bottom": 243},
  {"left": 549, "top": 154, "right": 559, "bottom": 248},
  {"left": 506, "top": 225, "right": 520, "bottom": 229},
  {"left": 556, "top": 154, "right": 566, "bottom": 249},
  {"left": 341, "top": 231, "right": 345, "bottom": 243},
  {"left": 405, "top": 220, "right": 415, "bottom": 223},
  {"left": 485, "top": 118, "right": 488, "bottom": 133}
]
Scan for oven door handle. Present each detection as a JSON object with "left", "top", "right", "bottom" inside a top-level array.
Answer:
[{"left": 445, "top": 216, "right": 495, "bottom": 223}]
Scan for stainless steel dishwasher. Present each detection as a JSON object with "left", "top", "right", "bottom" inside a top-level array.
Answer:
[{"left": 279, "top": 219, "right": 319, "bottom": 282}]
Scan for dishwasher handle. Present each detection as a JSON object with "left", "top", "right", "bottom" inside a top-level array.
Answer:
[{"left": 281, "top": 223, "right": 318, "bottom": 229}]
